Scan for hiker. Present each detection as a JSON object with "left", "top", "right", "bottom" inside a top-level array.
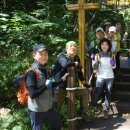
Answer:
[
  {"left": 103, "top": 21, "right": 112, "bottom": 39},
  {"left": 86, "top": 27, "right": 105, "bottom": 90},
  {"left": 86, "top": 27, "right": 104, "bottom": 59},
  {"left": 53, "top": 41, "right": 92, "bottom": 118},
  {"left": 25, "top": 44, "right": 62, "bottom": 130},
  {"left": 114, "top": 22, "right": 128, "bottom": 71},
  {"left": 108, "top": 26, "right": 117, "bottom": 54},
  {"left": 114, "top": 22, "right": 122, "bottom": 71},
  {"left": 91, "top": 38, "right": 116, "bottom": 119}
]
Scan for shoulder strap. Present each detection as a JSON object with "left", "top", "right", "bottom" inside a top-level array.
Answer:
[
  {"left": 91, "top": 40, "right": 95, "bottom": 48},
  {"left": 96, "top": 53, "right": 101, "bottom": 63},
  {"left": 25, "top": 67, "right": 40, "bottom": 81}
]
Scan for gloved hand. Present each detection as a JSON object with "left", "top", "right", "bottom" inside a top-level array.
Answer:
[
  {"left": 45, "top": 79, "right": 52, "bottom": 88},
  {"left": 61, "top": 73, "right": 69, "bottom": 81},
  {"left": 75, "top": 62, "right": 82, "bottom": 70},
  {"left": 91, "top": 53, "right": 95, "bottom": 61},
  {"left": 110, "top": 59, "right": 115, "bottom": 66},
  {"left": 75, "top": 62, "right": 79, "bottom": 66},
  {"left": 83, "top": 82, "right": 93, "bottom": 91},
  {"left": 83, "top": 82, "right": 91, "bottom": 88}
]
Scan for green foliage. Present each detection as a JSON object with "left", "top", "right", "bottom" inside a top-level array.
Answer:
[
  {"left": 0, "top": 1, "right": 76, "bottom": 103},
  {"left": 0, "top": 107, "right": 30, "bottom": 130},
  {"left": 0, "top": 0, "right": 130, "bottom": 129}
]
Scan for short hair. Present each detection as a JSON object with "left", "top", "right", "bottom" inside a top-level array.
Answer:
[
  {"left": 66, "top": 41, "right": 77, "bottom": 48},
  {"left": 115, "top": 22, "right": 121, "bottom": 25},
  {"left": 99, "top": 38, "right": 112, "bottom": 52}
]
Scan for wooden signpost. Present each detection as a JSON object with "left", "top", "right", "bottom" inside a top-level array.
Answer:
[
  {"left": 66, "top": 1, "right": 99, "bottom": 130},
  {"left": 100, "top": 0, "right": 130, "bottom": 10},
  {"left": 66, "top": 0, "right": 99, "bottom": 78}
]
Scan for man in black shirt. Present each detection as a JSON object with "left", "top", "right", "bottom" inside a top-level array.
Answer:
[{"left": 53, "top": 41, "right": 92, "bottom": 118}]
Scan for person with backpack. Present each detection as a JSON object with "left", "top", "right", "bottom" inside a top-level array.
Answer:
[
  {"left": 86, "top": 27, "right": 105, "bottom": 59},
  {"left": 91, "top": 38, "right": 116, "bottom": 119},
  {"left": 25, "top": 44, "right": 62, "bottom": 130},
  {"left": 114, "top": 22, "right": 128, "bottom": 72},
  {"left": 52, "top": 41, "right": 92, "bottom": 119},
  {"left": 86, "top": 27, "right": 105, "bottom": 94}
]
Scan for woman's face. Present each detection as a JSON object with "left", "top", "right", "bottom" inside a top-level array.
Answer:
[
  {"left": 109, "top": 31, "right": 115, "bottom": 38},
  {"left": 101, "top": 42, "right": 109, "bottom": 53},
  {"left": 34, "top": 50, "right": 48, "bottom": 65}
]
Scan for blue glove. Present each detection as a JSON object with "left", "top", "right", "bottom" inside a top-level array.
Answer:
[{"left": 45, "top": 79, "right": 52, "bottom": 88}]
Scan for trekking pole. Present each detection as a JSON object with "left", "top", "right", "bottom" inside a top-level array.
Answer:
[{"left": 88, "top": 72, "right": 94, "bottom": 84}]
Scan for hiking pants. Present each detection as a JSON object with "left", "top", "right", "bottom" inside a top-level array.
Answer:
[
  {"left": 28, "top": 108, "right": 62, "bottom": 130},
  {"left": 91, "top": 78, "right": 114, "bottom": 112}
]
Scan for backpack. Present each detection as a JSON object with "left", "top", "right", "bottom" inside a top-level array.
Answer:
[
  {"left": 89, "top": 40, "right": 99, "bottom": 56},
  {"left": 51, "top": 58, "right": 61, "bottom": 78},
  {"left": 12, "top": 67, "right": 40, "bottom": 105},
  {"left": 51, "top": 52, "right": 80, "bottom": 83},
  {"left": 51, "top": 53, "right": 69, "bottom": 78}
]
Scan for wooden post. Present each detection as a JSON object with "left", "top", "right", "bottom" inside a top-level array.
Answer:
[
  {"left": 66, "top": 67, "right": 76, "bottom": 130},
  {"left": 66, "top": 1, "right": 99, "bottom": 130}
]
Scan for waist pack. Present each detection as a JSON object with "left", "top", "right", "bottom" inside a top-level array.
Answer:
[{"left": 12, "top": 67, "right": 40, "bottom": 105}]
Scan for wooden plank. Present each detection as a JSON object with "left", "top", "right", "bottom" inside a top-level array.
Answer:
[
  {"left": 83, "top": 3, "right": 100, "bottom": 10},
  {"left": 66, "top": 4, "right": 79, "bottom": 10}
]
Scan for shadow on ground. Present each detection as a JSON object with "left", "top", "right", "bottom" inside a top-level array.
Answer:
[{"left": 77, "top": 114, "right": 127, "bottom": 130}]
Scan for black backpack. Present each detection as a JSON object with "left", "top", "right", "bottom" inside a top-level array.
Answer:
[
  {"left": 51, "top": 53, "right": 66, "bottom": 77},
  {"left": 51, "top": 57, "right": 61, "bottom": 78}
]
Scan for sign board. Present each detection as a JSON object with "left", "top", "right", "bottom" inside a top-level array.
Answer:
[{"left": 101, "top": 0, "right": 130, "bottom": 9}]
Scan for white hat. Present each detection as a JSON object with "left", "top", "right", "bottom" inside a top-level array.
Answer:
[
  {"left": 109, "top": 26, "right": 116, "bottom": 33},
  {"left": 96, "top": 27, "right": 104, "bottom": 32}
]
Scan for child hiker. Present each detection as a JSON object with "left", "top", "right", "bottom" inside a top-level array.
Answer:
[{"left": 91, "top": 38, "right": 116, "bottom": 119}]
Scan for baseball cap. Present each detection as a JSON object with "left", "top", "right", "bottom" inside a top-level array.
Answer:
[
  {"left": 66, "top": 41, "right": 77, "bottom": 48},
  {"left": 96, "top": 27, "right": 104, "bottom": 32},
  {"left": 109, "top": 26, "right": 116, "bottom": 33},
  {"left": 104, "top": 21, "right": 111, "bottom": 25},
  {"left": 33, "top": 44, "right": 48, "bottom": 52}
]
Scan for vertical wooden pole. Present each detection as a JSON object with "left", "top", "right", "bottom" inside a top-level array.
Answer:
[
  {"left": 67, "top": 67, "right": 76, "bottom": 130},
  {"left": 78, "top": 0, "right": 86, "bottom": 79}
]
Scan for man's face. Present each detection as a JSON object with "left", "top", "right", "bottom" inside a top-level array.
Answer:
[
  {"left": 104, "top": 24, "right": 111, "bottom": 32},
  {"left": 115, "top": 23, "right": 121, "bottom": 31},
  {"left": 96, "top": 31, "right": 104, "bottom": 40},
  {"left": 66, "top": 44, "right": 77, "bottom": 58},
  {"left": 34, "top": 50, "right": 48, "bottom": 65}
]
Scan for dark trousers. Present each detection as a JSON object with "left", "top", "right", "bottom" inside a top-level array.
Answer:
[
  {"left": 116, "top": 51, "right": 120, "bottom": 69},
  {"left": 28, "top": 108, "right": 62, "bottom": 130}
]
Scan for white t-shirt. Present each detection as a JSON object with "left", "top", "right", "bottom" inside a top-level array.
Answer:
[{"left": 93, "top": 53, "right": 116, "bottom": 79}]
